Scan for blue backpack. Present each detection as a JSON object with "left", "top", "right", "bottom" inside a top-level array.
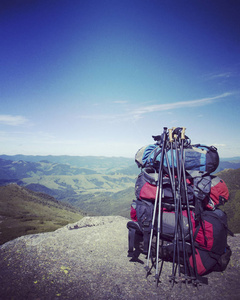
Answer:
[{"left": 135, "top": 144, "right": 219, "bottom": 174}]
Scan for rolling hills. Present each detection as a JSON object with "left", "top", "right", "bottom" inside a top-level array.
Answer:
[
  {"left": 0, "top": 184, "right": 85, "bottom": 245},
  {"left": 0, "top": 157, "right": 137, "bottom": 217}
]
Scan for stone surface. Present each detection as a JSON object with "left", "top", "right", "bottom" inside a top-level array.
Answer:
[{"left": 0, "top": 216, "right": 240, "bottom": 300}]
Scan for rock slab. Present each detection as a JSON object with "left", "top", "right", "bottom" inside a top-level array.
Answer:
[{"left": 0, "top": 216, "right": 240, "bottom": 300}]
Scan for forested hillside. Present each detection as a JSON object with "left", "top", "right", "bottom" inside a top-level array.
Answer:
[{"left": 216, "top": 168, "right": 240, "bottom": 233}]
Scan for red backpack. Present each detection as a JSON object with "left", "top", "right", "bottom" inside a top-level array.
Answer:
[
  {"left": 203, "top": 176, "right": 229, "bottom": 210},
  {"left": 193, "top": 209, "right": 228, "bottom": 254}
]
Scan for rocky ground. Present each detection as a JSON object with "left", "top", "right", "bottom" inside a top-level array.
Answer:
[{"left": 0, "top": 216, "right": 240, "bottom": 300}]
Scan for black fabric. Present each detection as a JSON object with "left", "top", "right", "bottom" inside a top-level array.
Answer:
[
  {"left": 211, "top": 244, "right": 232, "bottom": 272},
  {"left": 127, "top": 221, "right": 142, "bottom": 257},
  {"left": 135, "top": 199, "right": 154, "bottom": 253},
  {"left": 205, "top": 146, "right": 219, "bottom": 174}
]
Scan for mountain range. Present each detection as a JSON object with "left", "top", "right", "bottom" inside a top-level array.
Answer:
[
  {"left": 0, "top": 154, "right": 135, "bottom": 174},
  {"left": 0, "top": 154, "right": 240, "bottom": 244},
  {"left": 0, "top": 156, "right": 137, "bottom": 218},
  {"left": 1, "top": 154, "right": 240, "bottom": 175}
]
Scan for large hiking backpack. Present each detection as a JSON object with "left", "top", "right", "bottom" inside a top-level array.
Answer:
[
  {"left": 128, "top": 203, "right": 231, "bottom": 275},
  {"left": 130, "top": 202, "right": 229, "bottom": 250},
  {"left": 134, "top": 168, "right": 227, "bottom": 219},
  {"left": 135, "top": 167, "right": 195, "bottom": 209},
  {"left": 128, "top": 201, "right": 192, "bottom": 255},
  {"left": 135, "top": 143, "right": 219, "bottom": 173}
]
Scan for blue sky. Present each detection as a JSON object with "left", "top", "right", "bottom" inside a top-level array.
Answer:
[{"left": 0, "top": 0, "right": 239, "bottom": 158}]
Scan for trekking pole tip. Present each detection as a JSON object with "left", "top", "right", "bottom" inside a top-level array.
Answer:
[
  {"left": 155, "top": 274, "right": 160, "bottom": 287},
  {"left": 144, "top": 265, "right": 149, "bottom": 272}
]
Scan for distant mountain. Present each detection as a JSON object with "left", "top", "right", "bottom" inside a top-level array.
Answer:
[
  {"left": 0, "top": 155, "right": 134, "bottom": 173},
  {"left": 220, "top": 157, "right": 240, "bottom": 162},
  {"left": 0, "top": 158, "right": 98, "bottom": 182},
  {"left": 0, "top": 184, "right": 84, "bottom": 245},
  {"left": 215, "top": 158, "right": 240, "bottom": 173},
  {"left": 1, "top": 154, "right": 239, "bottom": 174}
]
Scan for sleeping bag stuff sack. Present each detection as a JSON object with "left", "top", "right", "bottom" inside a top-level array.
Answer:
[{"left": 135, "top": 144, "right": 219, "bottom": 173}]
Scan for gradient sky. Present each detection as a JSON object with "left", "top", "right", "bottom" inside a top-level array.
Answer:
[{"left": 0, "top": 0, "right": 239, "bottom": 158}]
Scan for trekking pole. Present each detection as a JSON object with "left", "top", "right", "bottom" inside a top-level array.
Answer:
[
  {"left": 175, "top": 129, "right": 183, "bottom": 282},
  {"left": 173, "top": 127, "right": 189, "bottom": 284},
  {"left": 175, "top": 127, "right": 189, "bottom": 285},
  {"left": 178, "top": 127, "right": 189, "bottom": 283},
  {"left": 168, "top": 128, "right": 178, "bottom": 284},
  {"left": 165, "top": 135, "right": 186, "bottom": 286},
  {"left": 145, "top": 127, "right": 168, "bottom": 277},
  {"left": 168, "top": 129, "right": 175, "bottom": 184},
  {"left": 180, "top": 129, "right": 200, "bottom": 286},
  {"left": 155, "top": 127, "right": 168, "bottom": 286},
  {"left": 169, "top": 128, "right": 182, "bottom": 284}
]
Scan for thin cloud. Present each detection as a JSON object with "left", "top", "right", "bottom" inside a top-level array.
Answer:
[
  {"left": 205, "top": 72, "right": 232, "bottom": 80},
  {"left": 0, "top": 115, "right": 28, "bottom": 126},
  {"left": 131, "top": 92, "right": 232, "bottom": 119},
  {"left": 79, "top": 92, "right": 232, "bottom": 123}
]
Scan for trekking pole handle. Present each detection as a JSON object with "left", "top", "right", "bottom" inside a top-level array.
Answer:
[{"left": 181, "top": 127, "right": 186, "bottom": 140}]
